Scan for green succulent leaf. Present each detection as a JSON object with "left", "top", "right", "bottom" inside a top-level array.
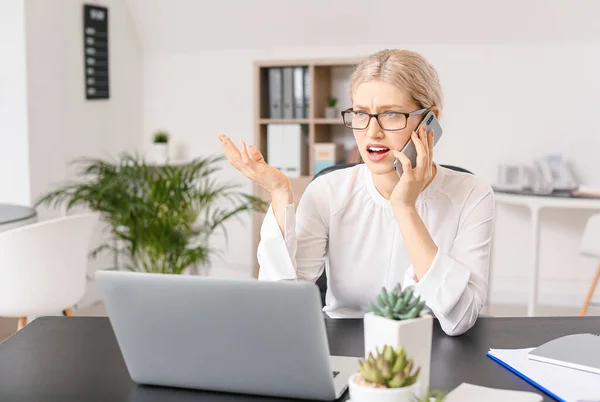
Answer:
[
  {"left": 393, "top": 296, "right": 407, "bottom": 312},
  {"left": 382, "top": 345, "right": 395, "bottom": 366},
  {"left": 386, "top": 371, "right": 406, "bottom": 388},
  {"left": 404, "top": 367, "right": 421, "bottom": 386},
  {"left": 369, "top": 301, "right": 384, "bottom": 316},
  {"left": 392, "top": 347, "right": 406, "bottom": 373},
  {"left": 402, "top": 286, "right": 415, "bottom": 305},
  {"left": 381, "top": 360, "right": 393, "bottom": 380}
]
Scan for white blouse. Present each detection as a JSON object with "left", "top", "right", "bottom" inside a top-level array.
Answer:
[{"left": 257, "top": 164, "right": 495, "bottom": 336}]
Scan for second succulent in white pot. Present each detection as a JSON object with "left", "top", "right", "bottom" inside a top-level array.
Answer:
[
  {"left": 324, "top": 96, "right": 338, "bottom": 119},
  {"left": 348, "top": 344, "right": 420, "bottom": 402},
  {"left": 364, "top": 285, "right": 433, "bottom": 399},
  {"left": 151, "top": 131, "right": 169, "bottom": 165}
]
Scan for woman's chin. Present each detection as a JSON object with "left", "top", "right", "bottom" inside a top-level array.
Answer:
[{"left": 364, "top": 158, "right": 396, "bottom": 176}]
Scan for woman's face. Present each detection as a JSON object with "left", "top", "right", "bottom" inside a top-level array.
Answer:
[{"left": 351, "top": 80, "right": 425, "bottom": 176}]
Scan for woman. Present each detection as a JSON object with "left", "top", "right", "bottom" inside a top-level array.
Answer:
[{"left": 218, "top": 49, "right": 495, "bottom": 336}]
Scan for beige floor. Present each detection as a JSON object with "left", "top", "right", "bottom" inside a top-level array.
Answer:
[{"left": 1, "top": 302, "right": 598, "bottom": 343}]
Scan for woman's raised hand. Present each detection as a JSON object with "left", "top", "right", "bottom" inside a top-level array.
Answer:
[{"left": 218, "top": 134, "right": 291, "bottom": 195}]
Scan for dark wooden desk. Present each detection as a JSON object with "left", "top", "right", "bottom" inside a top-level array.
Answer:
[{"left": 1, "top": 316, "right": 598, "bottom": 402}]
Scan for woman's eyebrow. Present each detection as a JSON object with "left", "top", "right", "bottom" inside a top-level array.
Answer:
[{"left": 353, "top": 104, "right": 404, "bottom": 111}]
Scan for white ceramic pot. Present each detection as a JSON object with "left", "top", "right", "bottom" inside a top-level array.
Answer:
[
  {"left": 152, "top": 143, "right": 169, "bottom": 165},
  {"left": 363, "top": 312, "right": 433, "bottom": 399},
  {"left": 324, "top": 106, "right": 337, "bottom": 119},
  {"left": 348, "top": 373, "right": 419, "bottom": 402}
]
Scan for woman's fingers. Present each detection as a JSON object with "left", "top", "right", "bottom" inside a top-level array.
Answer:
[
  {"left": 248, "top": 145, "right": 265, "bottom": 164},
  {"left": 240, "top": 141, "right": 251, "bottom": 164},
  {"left": 428, "top": 130, "right": 434, "bottom": 156},
  {"left": 412, "top": 130, "right": 428, "bottom": 177},
  {"left": 218, "top": 134, "right": 242, "bottom": 165},
  {"left": 393, "top": 150, "right": 415, "bottom": 182}
]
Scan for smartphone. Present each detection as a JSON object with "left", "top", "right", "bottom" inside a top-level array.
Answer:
[{"left": 393, "top": 111, "right": 443, "bottom": 177}]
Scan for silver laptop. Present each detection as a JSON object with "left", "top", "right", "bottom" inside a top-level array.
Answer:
[{"left": 96, "top": 270, "right": 357, "bottom": 400}]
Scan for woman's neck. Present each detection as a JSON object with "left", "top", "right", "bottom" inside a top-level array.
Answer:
[
  {"left": 371, "top": 164, "right": 438, "bottom": 200},
  {"left": 372, "top": 171, "right": 400, "bottom": 200}
]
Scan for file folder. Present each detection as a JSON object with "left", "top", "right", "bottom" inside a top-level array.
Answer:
[
  {"left": 282, "top": 67, "right": 294, "bottom": 119},
  {"left": 268, "top": 68, "right": 283, "bottom": 119},
  {"left": 293, "top": 67, "right": 305, "bottom": 118}
]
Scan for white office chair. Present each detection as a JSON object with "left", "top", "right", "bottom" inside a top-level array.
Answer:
[
  {"left": 0, "top": 213, "right": 98, "bottom": 330},
  {"left": 580, "top": 213, "right": 600, "bottom": 316}
]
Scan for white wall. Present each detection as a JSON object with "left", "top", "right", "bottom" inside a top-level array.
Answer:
[
  {"left": 142, "top": 43, "right": 600, "bottom": 307},
  {"left": 26, "top": 0, "right": 141, "bottom": 215},
  {"left": 0, "top": 0, "right": 31, "bottom": 205},
  {"left": 25, "top": 0, "right": 142, "bottom": 307}
]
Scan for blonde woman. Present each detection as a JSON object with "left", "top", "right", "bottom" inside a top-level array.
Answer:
[{"left": 218, "top": 49, "right": 495, "bottom": 336}]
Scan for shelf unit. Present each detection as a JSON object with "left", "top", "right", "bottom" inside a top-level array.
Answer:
[{"left": 252, "top": 58, "right": 360, "bottom": 273}]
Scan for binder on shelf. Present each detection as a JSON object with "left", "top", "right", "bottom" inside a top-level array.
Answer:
[
  {"left": 267, "top": 124, "right": 284, "bottom": 171},
  {"left": 282, "top": 67, "right": 294, "bottom": 119},
  {"left": 268, "top": 68, "right": 283, "bottom": 119},
  {"left": 303, "top": 67, "right": 310, "bottom": 118},
  {"left": 283, "top": 124, "right": 308, "bottom": 178},
  {"left": 314, "top": 143, "right": 344, "bottom": 176},
  {"left": 266, "top": 124, "right": 307, "bottom": 178},
  {"left": 293, "top": 67, "right": 305, "bottom": 118}
]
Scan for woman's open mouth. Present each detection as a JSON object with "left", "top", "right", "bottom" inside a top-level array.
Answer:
[{"left": 366, "top": 144, "right": 390, "bottom": 162}]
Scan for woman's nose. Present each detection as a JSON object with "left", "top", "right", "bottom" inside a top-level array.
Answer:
[{"left": 366, "top": 116, "right": 384, "bottom": 138}]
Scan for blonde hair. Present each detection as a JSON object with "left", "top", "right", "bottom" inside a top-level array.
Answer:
[{"left": 350, "top": 49, "right": 443, "bottom": 113}]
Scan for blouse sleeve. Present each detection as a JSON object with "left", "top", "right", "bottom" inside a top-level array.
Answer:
[
  {"left": 403, "top": 187, "right": 495, "bottom": 336},
  {"left": 257, "top": 179, "right": 329, "bottom": 282}
]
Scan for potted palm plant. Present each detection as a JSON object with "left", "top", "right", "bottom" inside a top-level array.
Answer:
[
  {"left": 36, "top": 153, "right": 266, "bottom": 274},
  {"left": 364, "top": 285, "right": 433, "bottom": 399},
  {"left": 152, "top": 130, "right": 169, "bottom": 165}
]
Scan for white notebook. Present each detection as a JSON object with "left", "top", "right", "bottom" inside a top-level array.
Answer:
[
  {"left": 527, "top": 333, "right": 600, "bottom": 375},
  {"left": 488, "top": 347, "right": 600, "bottom": 401},
  {"left": 444, "top": 383, "right": 542, "bottom": 402}
]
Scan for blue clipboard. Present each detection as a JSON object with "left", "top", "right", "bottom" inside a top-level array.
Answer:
[{"left": 486, "top": 352, "right": 564, "bottom": 402}]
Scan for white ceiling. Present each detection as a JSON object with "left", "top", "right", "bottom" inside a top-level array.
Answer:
[{"left": 126, "top": 0, "right": 600, "bottom": 53}]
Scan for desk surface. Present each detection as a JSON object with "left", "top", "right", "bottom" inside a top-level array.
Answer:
[
  {"left": 495, "top": 191, "right": 600, "bottom": 209},
  {"left": 1, "top": 316, "right": 598, "bottom": 402},
  {"left": 0, "top": 203, "right": 36, "bottom": 225}
]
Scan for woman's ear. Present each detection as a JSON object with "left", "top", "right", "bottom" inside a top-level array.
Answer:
[{"left": 430, "top": 106, "right": 441, "bottom": 119}]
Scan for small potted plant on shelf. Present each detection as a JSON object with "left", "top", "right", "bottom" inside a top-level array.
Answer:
[
  {"left": 349, "top": 344, "right": 420, "bottom": 402},
  {"left": 324, "top": 96, "right": 338, "bottom": 119},
  {"left": 152, "top": 130, "right": 169, "bottom": 165},
  {"left": 364, "top": 284, "right": 433, "bottom": 399}
]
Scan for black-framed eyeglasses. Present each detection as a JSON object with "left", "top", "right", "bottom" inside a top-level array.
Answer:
[{"left": 341, "top": 108, "right": 428, "bottom": 131}]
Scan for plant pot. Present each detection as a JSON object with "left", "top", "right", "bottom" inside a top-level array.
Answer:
[
  {"left": 324, "top": 106, "right": 337, "bottom": 119},
  {"left": 348, "top": 373, "right": 419, "bottom": 402},
  {"left": 363, "top": 312, "right": 433, "bottom": 399},
  {"left": 152, "top": 143, "right": 169, "bottom": 165}
]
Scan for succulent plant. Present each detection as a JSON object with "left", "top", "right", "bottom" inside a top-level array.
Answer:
[
  {"left": 358, "top": 345, "right": 420, "bottom": 388},
  {"left": 369, "top": 284, "right": 426, "bottom": 321}
]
